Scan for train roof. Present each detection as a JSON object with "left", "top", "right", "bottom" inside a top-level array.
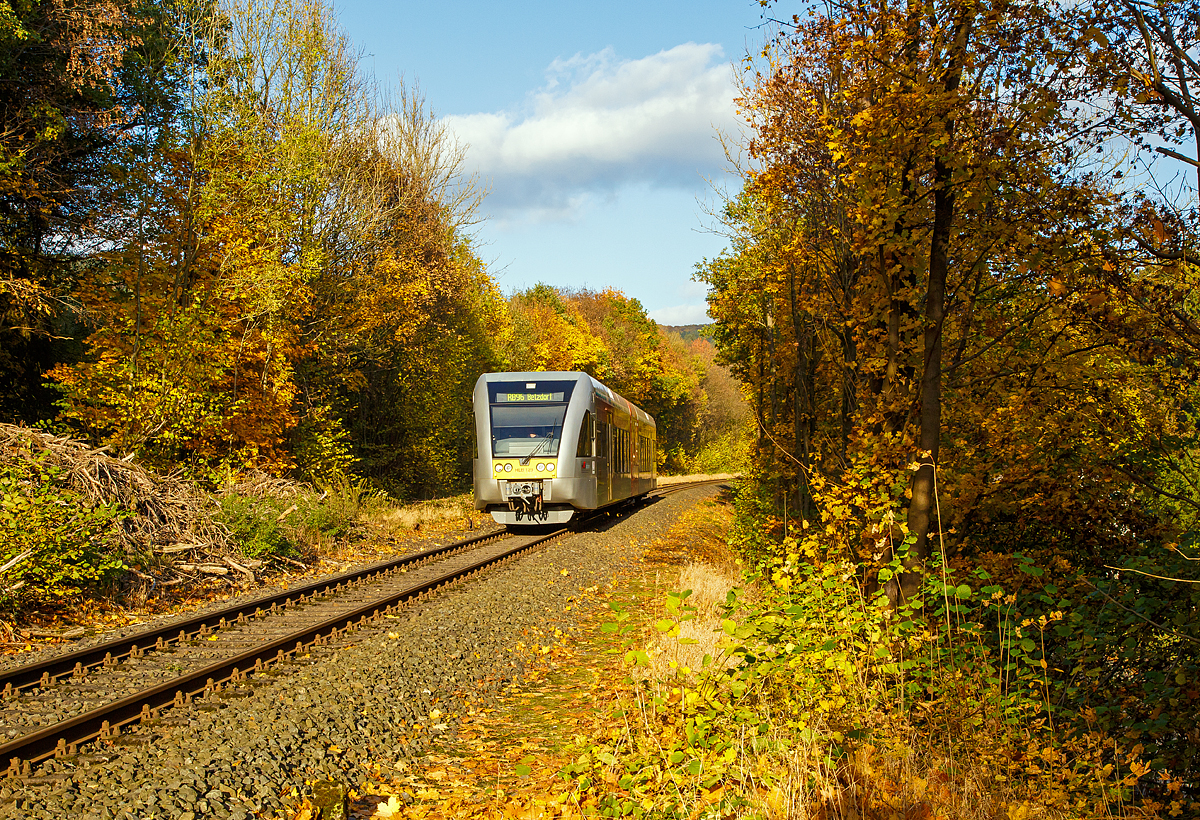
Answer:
[{"left": 475, "top": 371, "right": 655, "bottom": 428}]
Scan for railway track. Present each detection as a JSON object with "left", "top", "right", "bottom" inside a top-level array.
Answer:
[{"left": 0, "top": 479, "right": 728, "bottom": 776}]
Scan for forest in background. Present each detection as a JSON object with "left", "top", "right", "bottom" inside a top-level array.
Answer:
[{"left": 0, "top": 0, "right": 746, "bottom": 500}]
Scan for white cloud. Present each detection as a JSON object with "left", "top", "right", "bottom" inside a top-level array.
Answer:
[
  {"left": 649, "top": 303, "right": 711, "bottom": 325},
  {"left": 445, "top": 43, "right": 737, "bottom": 220}
]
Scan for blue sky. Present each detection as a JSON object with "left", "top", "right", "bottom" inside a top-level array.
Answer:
[{"left": 333, "top": 1, "right": 770, "bottom": 324}]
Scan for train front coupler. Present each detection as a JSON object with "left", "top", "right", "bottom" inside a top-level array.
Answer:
[{"left": 505, "top": 481, "right": 547, "bottom": 522}]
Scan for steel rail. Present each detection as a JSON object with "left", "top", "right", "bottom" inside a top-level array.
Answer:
[
  {"left": 0, "top": 528, "right": 509, "bottom": 695},
  {"left": 647, "top": 477, "right": 733, "bottom": 498},
  {"left": 1, "top": 528, "right": 566, "bottom": 772}
]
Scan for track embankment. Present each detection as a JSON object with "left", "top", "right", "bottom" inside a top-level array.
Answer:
[{"left": 1, "top": 483, "right": 727, "bottom": 820}]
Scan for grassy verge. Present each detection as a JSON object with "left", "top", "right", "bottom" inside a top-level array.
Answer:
[
  {"left": 215, "top": 475, "right": 477, "bottom": 563},
  {"left": 555, "top": 492, "right": 1192, "bottom": 820}
]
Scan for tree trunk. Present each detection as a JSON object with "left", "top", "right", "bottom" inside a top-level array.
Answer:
[
  {"left": 896, "top": 8, "right": 974, "bottom": 602},
  {"left": 900, "top": 155, "right": 953, "bottom": 600}
]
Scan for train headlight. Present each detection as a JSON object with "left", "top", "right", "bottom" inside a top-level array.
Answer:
[
  {"left": 546, "top": 463, "right": 555, "bottom": 473},
  {"left": 504, "top": 463, "right": 513, "bottom": 472},
  {"left": 494, "top": 463, "right": 504, "bottom": 473},
  {"left": 535, "top": 462, "right": 545, "bottom": 472}
]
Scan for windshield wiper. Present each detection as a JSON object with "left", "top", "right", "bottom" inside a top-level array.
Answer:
[{"left": 521, "top": 424, "right": 559, "bottom": 465}]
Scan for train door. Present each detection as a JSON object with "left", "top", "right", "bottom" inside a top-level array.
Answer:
[{"left": 596, "top": 406, "right": 611, "bottom": 505}]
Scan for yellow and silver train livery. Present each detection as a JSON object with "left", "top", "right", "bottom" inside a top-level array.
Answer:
[{"left": 472, "top": 371, "right": 657, "bottom": 526}]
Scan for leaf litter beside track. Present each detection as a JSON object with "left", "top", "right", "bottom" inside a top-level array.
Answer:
[{"left": 336, "top": 492, "right": 737, "bottom": 820}]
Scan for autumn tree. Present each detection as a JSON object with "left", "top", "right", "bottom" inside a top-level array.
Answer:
[
  {"left": 702, "top": 0, "right": 1200, "bottom": 780},
  {"left": 0, "top": 0, "right": 206, "bottom": 422},
  {"left": 50, "top": 0, "right": 497, "bottom": 494},
  {"left": 702, "top": 0, "right": 1179, "bottom": 598},
  {"left": 502, "top": 286, "right": 736, "bottom": 473}
]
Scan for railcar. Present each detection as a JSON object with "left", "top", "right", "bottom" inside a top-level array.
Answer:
[{"left": 472, "top": 371, "right": 657, "bottom": 526}]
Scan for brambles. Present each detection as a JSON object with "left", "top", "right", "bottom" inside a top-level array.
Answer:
[
  {"left": 215, "top": 495, "right": 298, "bottom": 560},
  {"left": 217, "top": 473, "right": 389, "bottom": 560}
]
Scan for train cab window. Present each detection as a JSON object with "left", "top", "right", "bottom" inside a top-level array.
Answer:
[
  {"left": 488, "top": 380, "right": 576, "bottom": 458},
  {"left": 576, "top": 411, "right": 592, "bottom": 457}
]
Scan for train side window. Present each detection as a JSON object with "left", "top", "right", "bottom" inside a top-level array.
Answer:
[{"left": 576, "top": 411, "right": 592, "bottom": 457}]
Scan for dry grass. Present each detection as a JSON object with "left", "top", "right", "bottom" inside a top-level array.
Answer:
[
  {"left": 368, "top": 493, "right": 478, "bottom": 536},
  {"left": 647, "top": 561, "right": 739, "bottom": 679},
  {"left": 656, "top": 472, "right": 738, "bottom": 486}
]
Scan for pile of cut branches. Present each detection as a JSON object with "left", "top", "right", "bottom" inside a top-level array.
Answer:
[{"left": 0, "top": 423, "right": 232, "bottom": 561}]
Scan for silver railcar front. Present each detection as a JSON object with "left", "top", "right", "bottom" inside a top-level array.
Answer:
[
  {"left": 472, "top": 371, "right": 656, "bottom": 527},
  {"left": 473, "top": 372, "right": 593, "bottom": 525}
]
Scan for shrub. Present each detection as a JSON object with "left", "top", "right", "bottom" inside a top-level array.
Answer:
[
  {"left": 688, "top": 421, "right": 752, "bottom": 475},
  {"left": 216, "top": 494, "right": 297, "bottom": 559},
  {"left": 217, "top": 474, "right": 389, "bottom": 559},
  {"left": 0, "top": 457, "right": 125, "bottom": 614},
  {"left": 564, "top": 496, "right": 1194, "bottom": 818}
]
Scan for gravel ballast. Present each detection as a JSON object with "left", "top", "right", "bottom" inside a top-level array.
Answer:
[{"left": 1, "top": 486, "right": 719, "bottom": 820}]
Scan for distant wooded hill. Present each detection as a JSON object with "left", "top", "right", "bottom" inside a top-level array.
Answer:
[{"left": 660, "top": 324, "right": 712, "bottom": 343}]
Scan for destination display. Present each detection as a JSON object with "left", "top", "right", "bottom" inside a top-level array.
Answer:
[
  {"left": 494, "top": 392, "right": 564, "bottom": 403},
  {"left": 487, "top": 380, "right": 575, "bottom": 407}
]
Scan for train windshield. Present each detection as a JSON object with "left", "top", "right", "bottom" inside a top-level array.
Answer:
[{"left": 488, "top": 380, "right": 576, "bottom": 458}]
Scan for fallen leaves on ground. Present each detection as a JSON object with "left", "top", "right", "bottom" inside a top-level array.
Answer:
[{"left": 353, "top": 572, "right": 641, "bottom": 819}]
